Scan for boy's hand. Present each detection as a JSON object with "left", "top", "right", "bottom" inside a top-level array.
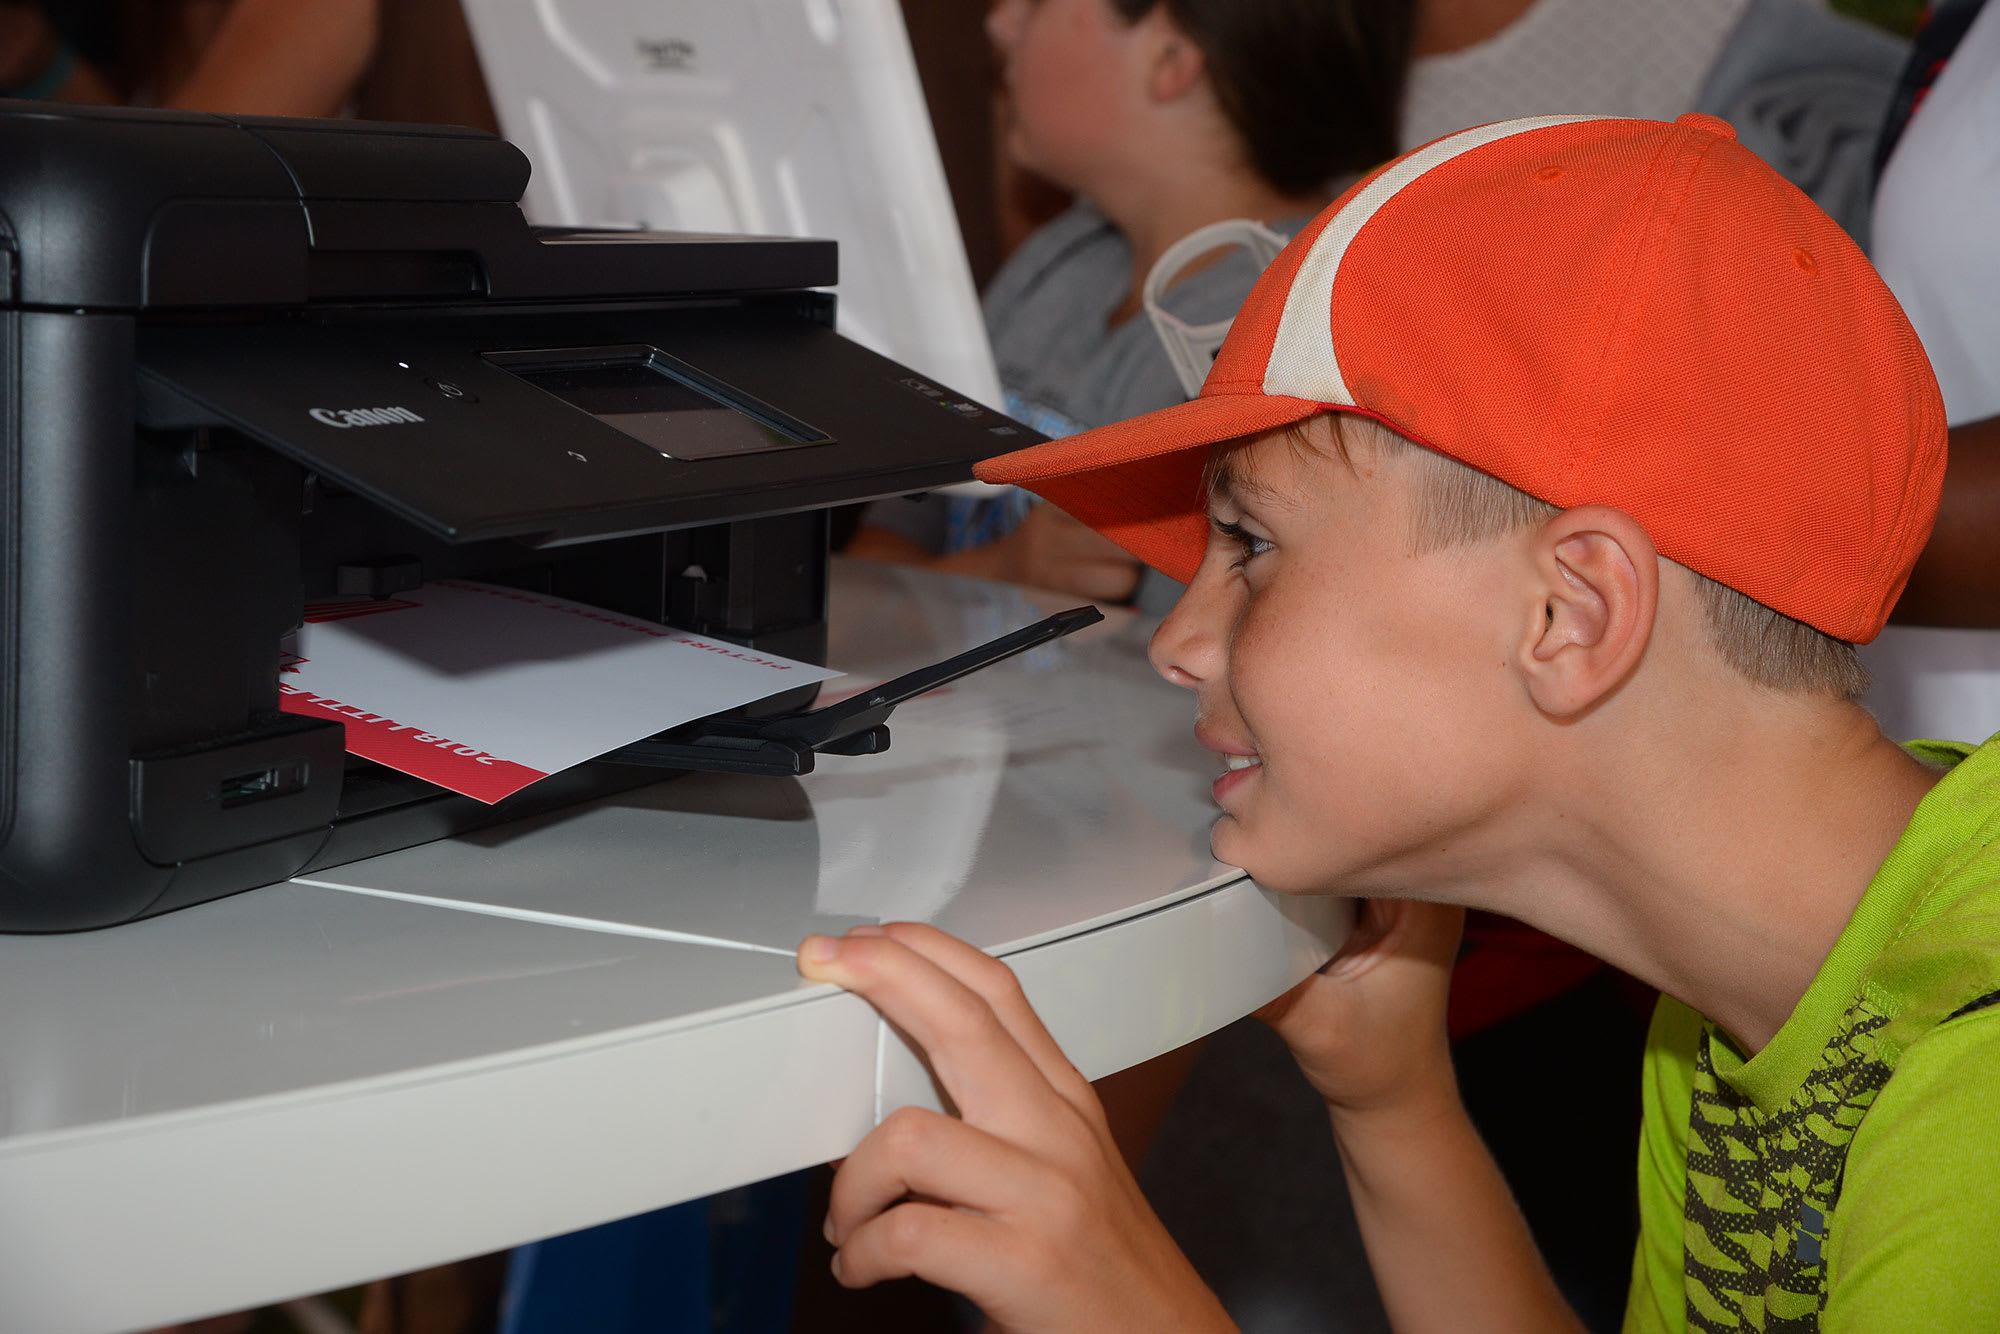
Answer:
[
  {"left": 797, "top": 923, "right": 1235, "bottom": 1334},
  {"left": 994, "top": 504, "right": 1145, "bottom": 603},
  {"left": 1256, "top": 899, "right": 1464, "bottom": 1120},
  {"left": 936, "top": 504, "right": 1145, "bottom": 604},
  {"left": 1259, "top": 902, "right": 1585, "bottom": 1334}
]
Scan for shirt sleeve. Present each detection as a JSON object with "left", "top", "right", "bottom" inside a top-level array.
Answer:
[
  {"left": 1624, "top": 995, "right": 1702, "bottom": 1334},
  {"left": 1823, "top": 1006, "right": 2000, "bottom": 1332}
]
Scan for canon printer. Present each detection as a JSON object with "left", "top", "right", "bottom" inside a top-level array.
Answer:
[{"left": 0, "top": 102, "right": 1067, "bottom": 932}]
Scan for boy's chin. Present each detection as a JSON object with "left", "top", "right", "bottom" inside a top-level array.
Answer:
[
  {"left": 1209, "top": 817, "right": 1354, "bottom": 898},
  {"left": 1207, "top": 812, "right": 1243, "bottom": 861},
  {"left": 1209, "top": 816, "right": 1277, "bottom": 884}
]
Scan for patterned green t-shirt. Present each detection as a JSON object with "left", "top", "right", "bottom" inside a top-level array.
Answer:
[{"left": 1624, "top": 737, "right": 2000, "bottom": 1333}]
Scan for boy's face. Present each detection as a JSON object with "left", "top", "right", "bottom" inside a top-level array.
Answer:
[
  {"left": 986, "top": 0, "right": 1149, "bottom": 190},
  {"left": 1149, "top": 425, "right": 1533, "bottom": 897}
]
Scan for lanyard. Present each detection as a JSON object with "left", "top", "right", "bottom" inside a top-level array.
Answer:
[{"left": 1141, "top": 218, "right": 1291, "bottom": 399}]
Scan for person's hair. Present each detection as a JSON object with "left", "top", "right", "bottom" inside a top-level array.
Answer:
[
  {"left": 1259, "top": 416, "right": 1874, "bottom": 699},
  {"left": 1108, "top": 0, "right": 1416, "bottom": 197}
]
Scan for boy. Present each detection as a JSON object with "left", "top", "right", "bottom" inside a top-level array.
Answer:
[{"left": 796, "top": 114, "right": 2000, "bottom": 1331}]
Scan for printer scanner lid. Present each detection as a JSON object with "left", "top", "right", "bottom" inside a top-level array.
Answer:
[
  {"left": 0, "top": 103, "right": 1031, "bottom": 541},
  {"left": 136, "top": 311, "right": 1030, "bottom": 544},
  {"left": 0, "top": 102, "right": 834, "bottom": 308}
]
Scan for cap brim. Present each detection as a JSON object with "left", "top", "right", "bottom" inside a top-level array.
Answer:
[{"left": 975, "top": 392, "right": 1322, "bottom": 584}]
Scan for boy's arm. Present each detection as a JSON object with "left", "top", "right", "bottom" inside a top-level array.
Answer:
[
  {"left": 848, "top": 505, "right": 1145, "bottom": 604},
  {"left": 1326, "top": 1085, "right": 1587, "bottom": 1332},
  {"left": 1258, "top": 899, "right": 1586, "bottom": 1334},
  {"left": 799, "top": 923, "right": 1235, "bottom": 1334}
]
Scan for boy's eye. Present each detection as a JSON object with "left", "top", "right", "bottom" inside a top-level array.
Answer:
[{"left": 1214, "top": 518, "right": 1274, "bottom": 568}]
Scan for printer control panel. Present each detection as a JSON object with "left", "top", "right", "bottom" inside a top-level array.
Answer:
[{"left": 485, "top": 344, "right": 830, "bottom": 462}]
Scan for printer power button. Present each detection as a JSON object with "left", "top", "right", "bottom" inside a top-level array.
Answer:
[{"left": 424, "top": 377, "right": 477, "bottom": 403}]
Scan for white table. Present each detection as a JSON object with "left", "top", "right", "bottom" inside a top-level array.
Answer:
[{"left": 0, "top": 561, "right": 1346, "bottom": 1334}]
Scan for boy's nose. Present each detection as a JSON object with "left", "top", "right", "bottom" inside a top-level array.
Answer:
[{"left": 1149, "top": 563, "right": 1228, "bottom": 690}]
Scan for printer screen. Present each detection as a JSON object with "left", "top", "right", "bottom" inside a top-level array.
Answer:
[{"left": 487, "top": 345, "right": 832, "bottom": 462}]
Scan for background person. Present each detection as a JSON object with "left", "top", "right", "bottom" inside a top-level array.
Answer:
[
  {"left": 1405, "top": 0, "right": 1908, "bottom": 246},
  {"left": 847, "top": 0, "right": 1415, "bottom": 609},
  {"left": 1863, "top": 0, "right": 2000, "bottom": 740},
  {"left": 0, "top": 0, "right": 378, "bottom": 118}
]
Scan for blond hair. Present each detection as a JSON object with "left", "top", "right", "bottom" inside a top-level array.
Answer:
[{"left": 1277, "top": 415, "right": 1872, "bottom": 699}]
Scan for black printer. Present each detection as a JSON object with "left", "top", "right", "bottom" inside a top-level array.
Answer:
[{"left": 0, "top": 102, "right": 1053, "bottom": 931}]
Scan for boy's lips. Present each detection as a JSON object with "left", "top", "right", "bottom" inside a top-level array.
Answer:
[
  {"left": 1194, "top": 723, "right": 1261, "bottom": 803},
  {"left": 1194, "top": 721, "right": 1257, "bottom": 760},
  {"left": 1210, "top": 757, "right": 1260, "bottom": 805}
]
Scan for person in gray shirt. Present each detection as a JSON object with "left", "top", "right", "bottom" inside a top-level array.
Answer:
[{"left": 850, "top": 0, "right": 1414, "bottom": 610}]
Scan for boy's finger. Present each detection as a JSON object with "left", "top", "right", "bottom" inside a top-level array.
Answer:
[
  {"left": 873, "top": 922, "right": 1101, "bottom": 1115},
  {"left": 825, "top": 1105, "right": 1042, "bottom": 1247},
  {"left": 798, "top": 931, "right": 1075, "bottom": 1133},
  {"left": 831, "top": 1199, "right": 1021, "bottom": 1298}
]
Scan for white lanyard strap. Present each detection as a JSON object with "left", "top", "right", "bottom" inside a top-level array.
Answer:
[{"left": 1142, "top": 218, "right": 1291, "bottom": 399}]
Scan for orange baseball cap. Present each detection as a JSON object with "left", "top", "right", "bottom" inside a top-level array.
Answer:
[{"left": 974, "top": 114, "right": 1946, "bottom": 644}]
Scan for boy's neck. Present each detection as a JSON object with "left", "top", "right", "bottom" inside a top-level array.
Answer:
[
  {"left": 1089, "top": 160, "right": 1325, "bottom": 328},
  {"left": 1490, "top": 699, "right": 1940, "bottom": 1056}
]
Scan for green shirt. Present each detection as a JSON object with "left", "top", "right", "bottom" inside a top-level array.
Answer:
[{"left": 1624, "top": 738, "right": 2000, "bottom": 1333}]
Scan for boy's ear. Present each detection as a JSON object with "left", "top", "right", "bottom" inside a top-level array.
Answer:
[
  {"left": 1519, "top": 506, "right": 1659, "bottom": 718},
  {"left": 1144, "top": 16, "right": 1208, "bottom": 103}
]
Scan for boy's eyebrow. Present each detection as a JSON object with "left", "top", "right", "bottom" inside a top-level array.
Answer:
[{"left": 1207, "top": 454, "right": 1290, "bottom": 511}]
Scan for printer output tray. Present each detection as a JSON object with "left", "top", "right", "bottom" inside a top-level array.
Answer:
[{"left": 295, "top": 605, "right": 1106, "bottom": 883}]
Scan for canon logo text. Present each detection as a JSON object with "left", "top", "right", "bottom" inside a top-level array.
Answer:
[{"left": 309, "top": 406, "right": 425, "bottom": 429}]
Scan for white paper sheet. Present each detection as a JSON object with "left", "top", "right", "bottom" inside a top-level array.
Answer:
[{"left": 278, "top": 579, "right": 840, "bottom": 801}]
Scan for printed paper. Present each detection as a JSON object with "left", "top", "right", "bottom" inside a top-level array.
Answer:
[{"left": 279, "top": 579, "right": 839, "bottom": 802}]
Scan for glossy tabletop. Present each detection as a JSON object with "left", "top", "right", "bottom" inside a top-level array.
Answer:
[{"left": 0, "top": 561, "right": 1347, "bottom": 1334}]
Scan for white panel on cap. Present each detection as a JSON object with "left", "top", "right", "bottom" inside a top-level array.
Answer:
[{"left": 1263, "top": 114, "right": 1602, "bottom": 404}]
